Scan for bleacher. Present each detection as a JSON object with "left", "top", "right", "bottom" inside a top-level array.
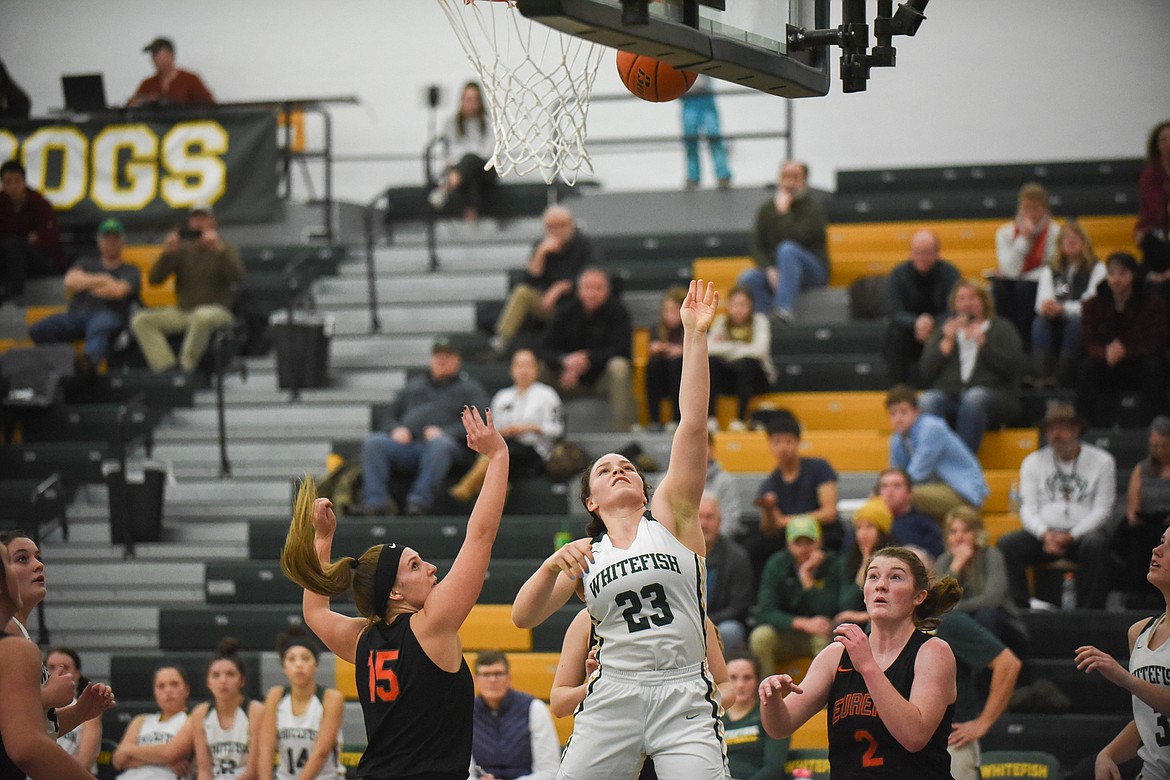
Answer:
[{"left": 7, "top": 156, "right": 1156, "bottom": 779}]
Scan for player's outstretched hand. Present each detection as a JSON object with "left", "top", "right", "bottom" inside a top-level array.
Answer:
[
  {"left": 464, "top": 406, "right": 506, "bottom": 459},
  {"left": 679, "top": 279, "right": 718, "bottom": 334},
  {"left": 544, "top": 538, "right": 595, "bottom": 581},
  {"left": 758, "top": 674, "right": 802, "bottom": 704},
  {"left": 1074, "top": 644, "right": 1130, "bottom": 688}
]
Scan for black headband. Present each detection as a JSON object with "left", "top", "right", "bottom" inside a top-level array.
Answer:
[
  {"left": 280, "top": 636, "right": 318, "bottom": 660},
  {"left": 373, "top": 543, "right": 403, "bottom": 620}
]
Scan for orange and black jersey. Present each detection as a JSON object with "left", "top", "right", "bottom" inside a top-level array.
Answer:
[
  {"left": 827, "top": 630, "right": 952, "bottom": 779},
  {"left": 354, "top": 614, "right": 473, "bottom": 779}
]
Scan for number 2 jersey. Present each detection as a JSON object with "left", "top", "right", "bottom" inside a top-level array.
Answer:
[
  {"left": 354, "top": 613, "right": 474, "bottom": 779},
  {"left": 583, "top": 514, "right": 707, "bottom": 672},
  {"left": 1132, "top": 614, "right": 1170, "bottom": 780},
  {"left": 827, "top": 630, "right": 952, "bottom": 779}
]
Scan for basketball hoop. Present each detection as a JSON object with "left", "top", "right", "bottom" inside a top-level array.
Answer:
[{"left": 437, "top": 0, "right": 604, "bottom": 186}]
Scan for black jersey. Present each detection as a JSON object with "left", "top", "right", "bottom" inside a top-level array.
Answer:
[
  {"left": 0, "top": 637, "right": 26, "bottom": 780},
  {"left": 354, "top": 613, "right": 474, "bottom": 779},
  {"left": 827, "top": 630, "right": 953, "bottom": 779}
]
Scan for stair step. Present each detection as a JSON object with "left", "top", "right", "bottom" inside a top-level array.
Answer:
[
  {"left": 338, "top": 243, "right": 531, "bottom": 275},
  {"left": 313, "top": 272, "right": 507, "bottom": 306}
]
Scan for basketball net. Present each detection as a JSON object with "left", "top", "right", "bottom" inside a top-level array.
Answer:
[{"left": 437, "top": 0, "right": 604, "bottom": 186}]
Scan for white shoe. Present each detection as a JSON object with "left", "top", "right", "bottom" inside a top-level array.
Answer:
[{"left": 428, "top": 187, "right": 448, "bottom": 210}]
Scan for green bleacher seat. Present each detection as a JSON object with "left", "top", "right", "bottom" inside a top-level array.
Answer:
[
  {"left": 1025, "top": 658, "right": 1130, "bottom": 715},
  {"left": 592, "top": 231, "right": 751, "bottom": 264},
  {"left": 383, "top": 182, "right": 587, "bottom": 224},
  {"left": 65, "top": 371, "right": 196, "bottom": 409},
  {"left": 0, "top": 441, "right": 108, "bottom": 483},
  {"left": 531, "top": 605, "right": 584, "bottom": 653},
  {"left": 1020, "top": 610, "right": 1142, "bottom": 660},
  {"left": 158, "top": 605, "right": 350, "bottom": 651},
  {"left": 770, "top": 322, "right": 885, "bottom": 357},
  {"left": 238, "top": 244, "right": 345, "bottom": 276},
  {"left": 248, "top": 515, "right": 576, "bottom": 561},
  {"left": 0, "top": 475, "right": 66, "bottom": 541},
  {"left": 17, "top": 403, "right": 157, "bottom": 444},
  {"left": 771, "top": 354, "right": 890, "bottom": 392},
  {"left": 109, "top": 651, "right": 263, "bottom": 700},
  {"left": 836, "top": 159, "right": 1142, "bottom": 195},
  {"left": 983, "top": 715, "right": 1124, "bottom": 775}
]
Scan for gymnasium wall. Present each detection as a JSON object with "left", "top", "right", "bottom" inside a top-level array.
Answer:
[{"left": 2, "top": 0, "right": 1167, "bottom": 202}]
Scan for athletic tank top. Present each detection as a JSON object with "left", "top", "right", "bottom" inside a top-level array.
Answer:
[
  {"left": 12, "top": 619, "right": 59, "bottom": 737},
  {"left": 582, "top": 514, "right": 706, "bottom": 671},
  {"left": 203, "top": 703, "right": 253, "bottom": 779},
  {"left": 827, "top": 631, "right": 952, "bottom": 779},
  {"left": 0, "top": 636, "right": 24, "bottom": 780},
  {"left": 274, "top": 687, "right": 339, "bottom": 780},
  {"left": 354, "top": 613, "right": 474, "bottom": 779},
  {"left": 117, "top": 711, "right": 189, "bottom": 780},
  {"left": 56, "top": 695, "right": 98, "bottom": 774},
  {"left": 1132, "top": 615, "right": 1170, "bottom": 780}
]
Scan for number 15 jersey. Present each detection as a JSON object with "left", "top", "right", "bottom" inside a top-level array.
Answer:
[{"left": 583, "top": 514, "right": 707, "bottom": 672}]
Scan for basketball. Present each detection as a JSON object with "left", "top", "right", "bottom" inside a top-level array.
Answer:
[{"left": 615, "top": 51, "right": 697, "bottom": 103}]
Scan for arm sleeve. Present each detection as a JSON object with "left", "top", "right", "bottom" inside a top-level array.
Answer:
[
  {"left": 188, "top": 73, "right": 215, "bottom": 105},
  {"left": 1018, "top": 454, "right": 1046, "bottom": 538},
  {"left": 754, "top": 557, "right": 796, "bottom": 631},
  {"left": 747, "top": 729, "right": 791, "bottom": 780},
  {"left": 525, "top": 699, "right": 562, "bottom": 780},
  {"left": 957, "top": 548, "right": 1011, "bottom": 613},
  {"left": 889, "top": 433, "right": 909, "bottom": 470},
  {"left": 539, "top": 387, "right": 565, "bottom": 440},
  {"left": 751, "top": 203, "right": 774, "bottom": 268},
  {"left": 711, "top": 547, "right": 756, "bottom": 624},
  {"left": 917, "top": 328, "right": 946, "bottom": 384},
  {"left": 978, "top": 320, "right": 1025, "bottom": 381},
  {"left": 585, "top": 304, "right": 632, "bottom": 368},
  {"left": 1067, "top": 263, "right": 1107, "bottom": 318},
  {"left": 378, "top": 385, "right": 410, "bottom": 432},
  {"left": 995, "top": 223, "right": 1028, "bottom": 278},
  {"left": 1080, "top": 298, "right": 1108, "bottom": 359},
  {"left": 536, "top": 308, "right": 569, "bottom": 369},
  {"left": 905, "top": 421, "right": 946, "bottom": 485},
  {"left": 148, "top": 250, "right": 179, "bottom": 285},
  {"left": 1034, "top": 268, "right": 1055, "bottom": 314},
  {"left": 1138, "top": 165, "right": 1165, "bottom": 233},
  {"left": 220, "top": 243, "right": 246, "bottom": 283},
  {"left": 1070, "top": 453, "right": 1117, "bottom": 539},
  {"left": 887, "top": 265, "right": 919, "bottom": 329}
]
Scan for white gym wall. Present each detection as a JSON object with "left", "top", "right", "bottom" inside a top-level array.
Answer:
[{"left": 2, "top": 0, "right": 1167, "bottom": 201}]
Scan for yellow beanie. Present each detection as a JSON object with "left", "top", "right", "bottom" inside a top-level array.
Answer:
[{"left": 853, "top": 497, "right": 893, "bottom": 535}]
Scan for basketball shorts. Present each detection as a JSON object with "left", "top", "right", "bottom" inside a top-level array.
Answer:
[{"left": 557, "top": 662, "right": 729, "bottom": 780}]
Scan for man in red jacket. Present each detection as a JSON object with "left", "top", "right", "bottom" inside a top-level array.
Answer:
[
  {"left": 0, "top": 159, "right": 65, "bottom": 303},
  {"left": 128, "top": 37, "right": 214, "bottom": 107}
]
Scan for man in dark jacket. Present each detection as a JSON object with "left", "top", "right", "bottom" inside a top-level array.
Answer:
[
  {"left": 0, "top": 159, "right": 66, "bottom": 301},
  {"left": 884, "top": 229, "right": 961, "bottom": 385},
  {"left": 700, "top": 493, "right": 754, "bottom": 649},
  {"left": 537, "top": 267, "right": 633, "bottom": 431},
  {"left": 358, "top": 336, "right": 489, "bottom": 515},
  {"left": 1076, "top": 251, "right": 1167, "bottom": 426}
]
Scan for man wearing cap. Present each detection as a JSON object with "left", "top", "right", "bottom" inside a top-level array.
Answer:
[
  {"left": 0, "top": 159, "right": 66, "bottom": 302},
  {"left": 997, "top": 402, "right": 1115, "bottom": 609},
  {"left": 128, "top": 37, "right": 214, "bottom": 107},
  {"left": 1076, "top": 251, "right": 1167, "bottom": 427},
  {"left": 130, "top": 205, "right": 244, "bottom": 374},
  {"left": 749, "top": 514, "right": 860, "bottom": 676},
  {"left": 885, "top": 383, "right": 989, "bottom": 521},
  {"left": 356, "top": 336, "right": 489, "bottom": 516},
  {"left": 28, "top": 218, "right": 141, "bottom": 374}
]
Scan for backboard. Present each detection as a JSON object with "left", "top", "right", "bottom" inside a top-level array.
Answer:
[{"left": 516, "top": 0, "right": 830, "bottom": 97}]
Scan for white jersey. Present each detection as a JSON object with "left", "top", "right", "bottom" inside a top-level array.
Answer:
[
  {"left": 204, "top": 704, "right": 253, "bottom": 779},
  {"left": 274, "top": 688, "right": 340, "bottom": 780},
  {"left": 56, "top": 696, "right": 98, "bottom": 774},
  {"left": 490, "top": 382, "right": 564, "bottom": 461},
  {"left": 117, "top": 711, "right": 189, "bottom": 780},
  {"left": 12, "top": 618, "right": 59, "bottom": 738},
  {"left": 583, "top": 515, "right": 707, "bottom": 672},
  {"left": 1132, "top": 615, "right": 1170, "bottom": 780}
]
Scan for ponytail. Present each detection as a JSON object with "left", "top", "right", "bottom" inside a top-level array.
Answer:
[{"left": 914, "top": 576, "right": 963, "bottom": 631}]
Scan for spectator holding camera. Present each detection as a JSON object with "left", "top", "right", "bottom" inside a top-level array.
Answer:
[{"left": 130, "top": 204, "right": 244, "bottom": 374}]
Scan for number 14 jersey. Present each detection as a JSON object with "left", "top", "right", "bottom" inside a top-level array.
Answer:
[{"left": 583, "top": 514, "right": 707, "bottom": 671}]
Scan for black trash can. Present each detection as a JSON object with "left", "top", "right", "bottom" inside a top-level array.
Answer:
[
  {"left": 270, "top": 310, "right": 333, "bottom": 390},
  {"left": 103, "top": 460, "right": 167, "bottom": 544}
]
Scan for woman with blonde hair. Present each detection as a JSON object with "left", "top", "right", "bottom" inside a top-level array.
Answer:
[
  {"left": 1030, "top": 219, "right": 1105, "bottom": 386},
  {"left": 280, "top": 406, "right": 507, "bottom": 779},
  {"left": 759, "top": 547, "right": 962, "bottom": 778},
  {"left": 918, "top": 277, "right": 1025, "bottom": 454},
  {"left": 936, "top": 506, "right": 1027, "bottom": 657},
  {"left": 707, "top": 285, "right": 775, "bottom": 431}
]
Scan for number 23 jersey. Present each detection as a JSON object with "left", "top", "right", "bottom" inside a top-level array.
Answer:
[{"left": 583, "top": 514, "right": 707, "bottom": 671}]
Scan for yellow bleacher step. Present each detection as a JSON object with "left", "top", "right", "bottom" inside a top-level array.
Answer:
[
  {"left": 122, "top": 244, "right": 177, "bottom": 308},
  {"left": 983, "top": 469, "right": 1018, "bottom": 514},
  {"left": 24, "top": 305, "right": 66, "bottom": 328},
  {"left": 461, "top": 604, "right": 531, "bottom": 651},
  {"left": 983, "top": 513, "right": 1020, "bottom": 545},
  {"left": 977, "top": 429, "right": 1038, "bottom": 470},
  {"left": 749, "top": 392, "right": 889, "bottom": 431}
]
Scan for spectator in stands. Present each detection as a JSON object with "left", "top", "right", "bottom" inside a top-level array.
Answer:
[
  {"left": 1076, "top": 525, "right": 1170, "bottom": 780},
  {"left": 1030, "top": 219, "right": 1105, "bottom": 387},
  {"left": 907, "top": 547, "right": 1022, "bottom": 780},
  {"left": 918, "top": 277, "right": 1024, "bottom": 454},
  {"left": 700, "top": 493, "right": 754, "bottom": 649},
  {"left": 0, "top": 546, "right": 98, "bottom": 780},
  {"left": 749, "top": 515, "right": 859, "bottom": 677},
  {"left": 707, "top": 286, "right": 775, "bottom": 431},
  {"left": 1115, "top": 416, "right": 1170, "bottom": 609},
  {"left": 431, "top": 82, "right": 496, "bottom": 222},
  {"left": 994, "top": 183, "right": 1059, "bottom": 348},
  {"left": 721, "top": 651, "right": 789, "bottom": 779},
  {"left": 705, "top": 430, "right": 744, "bottom": 538},
  {"left": 1136, "top": 121, "right": 1170, "bottom": 245},
  {"left": 936, "top": 506, "right": 1027, "bottom": 657},
  {"left": 839, "top": 497, "right": 894, "bottom": 615},
  {"left": 874, "top": 468, "right": 945, "bottom": 558},
  {"left": 28, "top": 218, "right": 141, "bottom": 376},
  {"left": 46, "top": 648, "right": 102, "bottom": 775},
  {"left": 112, "top": 666, "right": 194, "bottom": 777},
  {"left": 737, "top": 161, "right": 829, "bottom": 324},
  {"left": 492, "top": 205, "right": 602, "bottom": 355},
  {"left": 884, "top": 229, "right": 961, "bottom": 387},
  {"left": 128, "top": 37, "right": 214, "bottom": 106},
  {"left": 885, "top": 385, "right": 989, "bottom": 520},
  {"left": 357, "top": 335, "right": 489, "bottom": 515},
  {"left": 130, "top": 204, "right": 244, "bottom": 375},
  {"left": 0, "top": 159, "right": 66, "bottom": 303},
  {"left": 1139, "top": 194, "right": 1170, "bottom": 311},
  {"left": 0, "top": 58, "right": 30, "bottom": 119},
  {"left": 998, "top": 402, "right": 1115, "bottom": 610},
  {"left": 1077, "top": 251, "right": 1168, "bottom": 427},
  {"left": 449, "top": 348, "right": 563, "bottom": 503},
  {"left": 680, "top": 75, "right": 732, "bottom": 191},
  {"left": 643, "top": 285, "right": 686, "bottom": 430},
  {"left": 750, "top": 409, "right": 842, "bottom": 576},
  {"left": 469, "top": 651, "right": 560, "bottom": 780},
  {"left": 536, "top": 266, "right": 633, "bottom": 432}
]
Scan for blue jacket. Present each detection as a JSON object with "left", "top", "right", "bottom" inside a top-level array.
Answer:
[{"left": 889, "top": 413, "right": 989, "bottom": 506}]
